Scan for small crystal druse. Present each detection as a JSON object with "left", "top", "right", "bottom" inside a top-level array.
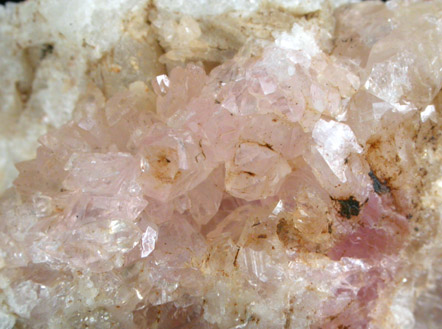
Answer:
[{"left": 0, "top": 0, "right": 441, "bottom": 328}]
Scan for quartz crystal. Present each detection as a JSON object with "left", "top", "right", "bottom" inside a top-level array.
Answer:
[{"left": 0, "top": 0, "right": 441, "bottom": 328}]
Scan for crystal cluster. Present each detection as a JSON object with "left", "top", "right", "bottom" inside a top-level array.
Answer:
[{"left": 0, "top": 1, "right": 441, "bottom": 328}]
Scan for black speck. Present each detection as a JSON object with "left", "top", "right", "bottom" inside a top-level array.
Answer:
[
  {"left": 368, "top": 171, "right": 390, "bottom": 194},
  {"left": 1, "top": 0, "right": 25, "bottom": 5},
  {"left": 41, "top": 43, "right": 54, "bottom": 59},
  {"left": 337, "top": 196, "right": 360, "bottom": 219}
]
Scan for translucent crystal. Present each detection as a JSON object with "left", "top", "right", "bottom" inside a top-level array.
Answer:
[{"left": 0, "top": 0, "right": 441, "bottom": 328}]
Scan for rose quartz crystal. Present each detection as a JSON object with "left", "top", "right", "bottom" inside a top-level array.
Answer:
[{"left": 0, "top": 1, "right": 441, "bottom": 328}]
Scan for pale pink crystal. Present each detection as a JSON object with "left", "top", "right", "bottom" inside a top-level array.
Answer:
[{"left": 0, "top": 1, "right": 441, "bottom": 328}]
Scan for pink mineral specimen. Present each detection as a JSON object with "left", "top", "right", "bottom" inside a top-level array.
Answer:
[{"left": 0, "top": 1, "right": 441, "bottom": 328}]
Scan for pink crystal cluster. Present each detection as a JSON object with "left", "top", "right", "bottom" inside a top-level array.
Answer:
[{"left": 1, "top": 1, "right": 441, "bottom": 328}]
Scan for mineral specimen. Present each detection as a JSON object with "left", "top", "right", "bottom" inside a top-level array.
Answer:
[{"left": 0, "top": 0, "right": 441, "bottom": 328}]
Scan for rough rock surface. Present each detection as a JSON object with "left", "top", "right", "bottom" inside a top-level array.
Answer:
[{"left": 0, "top": 0, "right": 441, "bottom": 328}]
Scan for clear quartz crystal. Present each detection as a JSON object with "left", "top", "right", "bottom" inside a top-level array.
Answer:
[{"left": 0, "top": 0, "right": 441, "bottom": 328}]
